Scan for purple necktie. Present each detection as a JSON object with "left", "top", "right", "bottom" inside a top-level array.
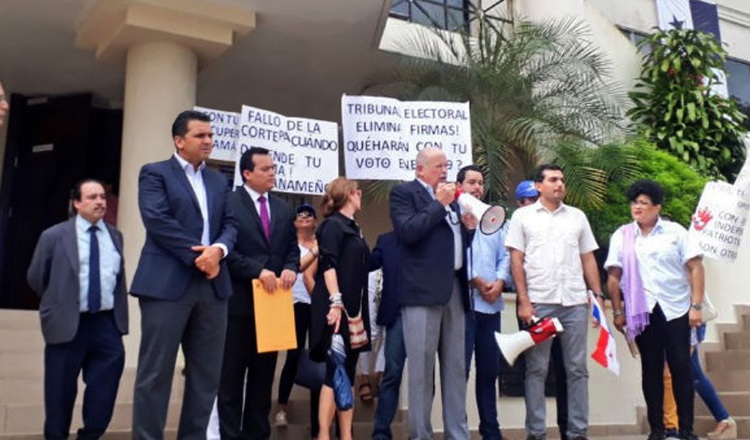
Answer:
[{"left": 259, "top": 195, "right": 271, "bottom": 241}]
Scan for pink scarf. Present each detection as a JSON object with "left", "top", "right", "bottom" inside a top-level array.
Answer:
[{"left": 621, "top": 223, "right": 650, "bottom": 341}]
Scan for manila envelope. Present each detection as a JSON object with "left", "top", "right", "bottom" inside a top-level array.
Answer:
[{"left": 252, "top": 279, "right": 298, "bottom": 353}]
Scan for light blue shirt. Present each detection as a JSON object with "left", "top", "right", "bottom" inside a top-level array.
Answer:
[
  {"left": 174, "top": 153, "right": 210, "bottom": 246},
  {"left": 76, "top": 215, "right": 120, "bottom": 312},
  {"left": 467, "top": 223, "right": 511, "bottom": 313}
]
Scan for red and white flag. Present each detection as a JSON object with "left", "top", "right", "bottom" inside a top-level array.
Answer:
[{"left": 589, "top": 291, "right": 620, "bottom": 376}]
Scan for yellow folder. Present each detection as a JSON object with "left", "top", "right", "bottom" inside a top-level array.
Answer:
[{"left": 252, "top": 279, "right": 298, "bottom": 353}]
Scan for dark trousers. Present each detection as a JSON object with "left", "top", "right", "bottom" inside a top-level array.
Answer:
[
  {"left": 218, "top": 315, "right": 278, "bottom": 440},
  {"left": 132, "top": 277, "right": 228, "bottom": 440},
  {"left": 372, "top": 314, "right": 407, "bottom": 440},
  {"left": 277, "top": 302, "right": 320, "bottom": 438},
  {"left": 635, "top": 304, "right": 694, "bottom": 435},
  {"left": 465, "top": 311, "right": 502, "bottom": 440},
  {"left": 44, "top": 311, "right": 124, "bottom": 440}
]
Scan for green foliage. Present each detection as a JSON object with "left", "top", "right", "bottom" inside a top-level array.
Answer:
[
  {"left": 362, "top": 14, "right": 628, "bottom": 204},
  {"left": 587, "top": 139, "right": 709, "bottom": 246},
  {"left": 627, "top": 28, "right": 747, "bottom": 180}
]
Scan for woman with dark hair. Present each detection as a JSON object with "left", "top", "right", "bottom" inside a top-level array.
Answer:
[
  {"left": 309, "top": 177, "right": 371, "bottom": 440},
  {"left": 605, "top": 179, "right": 704, "bottom": 440}
]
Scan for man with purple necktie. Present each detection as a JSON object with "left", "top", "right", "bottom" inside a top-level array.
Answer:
[{"left": 218, "top": 147, "right": 300, "bottom": 440}]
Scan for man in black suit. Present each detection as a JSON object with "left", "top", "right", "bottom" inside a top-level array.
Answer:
[
  {"left": 389, "top": 148, "right": 476, "bottom": 440},
  {"left": 218, "top": 147, "right": 300, "bottom": 440},
  {"left": 130, "top": 110, "right": 237, "bottom": 439},
  {"left": 27, "top": 179, "right": 128, "bottom": 440}
]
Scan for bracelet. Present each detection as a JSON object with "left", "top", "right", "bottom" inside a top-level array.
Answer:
[
  {"left": 592, "top": 292, "right": 606, "bottom": 300},
  {"left": 613, "top": 310, "right": 624, "bottom": 317},
  {"left": 329, "top": 292, "right": 343, "bottom": 307}
]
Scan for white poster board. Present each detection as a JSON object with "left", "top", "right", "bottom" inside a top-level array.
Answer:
[
  {"left": 341, "top": 95, "right": 472, "bottom": 181},
  {"left": 688, "top": 141, "right": 750, "bottom": 262},
  {"left": 234, "top": 105, "right": 339, "bottom": 195},
  {"left": 193, "top": 106, "right": 240, "bottom": 162}
]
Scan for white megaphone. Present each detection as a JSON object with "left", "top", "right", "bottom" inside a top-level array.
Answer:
[
  {"left": 454, "top": 190, "right": 506, "bottom": 235},
  {"left": 495, "top": 317, "right": 564, "bottom": 366}
]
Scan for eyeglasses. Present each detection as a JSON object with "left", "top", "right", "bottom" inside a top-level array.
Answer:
[{"left": 297, "top": 211, "right": 314, "bottom": 219}]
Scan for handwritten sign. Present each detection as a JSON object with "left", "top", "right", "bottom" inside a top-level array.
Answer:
[
  {"left": 193, "top": 106, "right": 240, "bottom": 162},
  {"left": 234, "top": 105, "right": 339, "bottom": 195},
  {"left": 341, "top": 95, "right": 472, "bottom": 181}
]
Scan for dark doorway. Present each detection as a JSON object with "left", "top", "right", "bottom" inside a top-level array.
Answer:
[{"left": 0, "top": 92, "right": 122, "bottom": 310}]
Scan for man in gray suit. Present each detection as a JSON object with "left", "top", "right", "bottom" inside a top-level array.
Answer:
[
  {"left": 389, "top": 148, "right": 476, "bottom": 440},
  {"left": 27, "top": 179, "right": 129, "bottom": 440}
]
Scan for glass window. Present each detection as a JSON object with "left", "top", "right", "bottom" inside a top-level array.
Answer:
[
  {"left": 726, "top": 59, "right": 750, "bottom": 107},
  {"left": 390, "top": 0, "right": 469, "bottom": 31}
]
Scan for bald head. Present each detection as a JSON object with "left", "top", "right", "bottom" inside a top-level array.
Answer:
[
  {"left": 416, "top": 148, "right": 447, "bottom": 189},
  {"left": 0, "top": 82, "right": 8, "bottom": 127}
]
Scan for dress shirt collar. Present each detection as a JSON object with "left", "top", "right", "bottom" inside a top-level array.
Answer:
[
  {"left": 75, "top": 214, "right": 106, "bottom": 232},
  {"left": 633, "top": 217, "right": 665, "bottom": 237},
  {"left": 533, "top": 199, "right": 567, "bottom": 215},
  {"left": 173, "top": 152, "right": 206, "bottom": 173},
  {"left": 416, "top": 178, "right": 436, "bottom": 199},
  {"left": 243, "top": 184, "right": 268, "bottom": 203}
]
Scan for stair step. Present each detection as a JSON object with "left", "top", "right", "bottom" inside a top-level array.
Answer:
[
  {"left": 0, "top": 329, "right": 44, "bottom": 352},
  {"left": 0, "top": 352, "right": 45, "bottom": 379},
  {"left": 706, "top": 370, "right": 750, "bottom": 391},
  {"left": 705, "top": 349, "right": 750, "bottom": 372},
  {"left": 695, "top": 392, "right": 750, "bottom": 417},
  {"left": 270, "top": 396, "right": 405, "bottom": 425},
  {"left": 694, "top": 415, "right": 750, "bottom": 438},
  {"left": 0, "top": 310, "right": 40, "bottom": 330},
  {"left": 724, "top": 331, "right": 750, "bottom": 350}
]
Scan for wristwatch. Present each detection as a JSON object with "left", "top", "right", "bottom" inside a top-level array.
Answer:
[
  {"left": 691, "top": 303, "right": 703, "bottom": 311},
  {"left": 613, "top": 310, "right": 624, "bottom": 317},
  {"left": 592, "top": 292, "right": 606, "bottom": 300}
]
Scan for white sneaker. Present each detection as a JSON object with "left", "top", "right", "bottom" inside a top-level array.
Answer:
[{"left": 274, "top": 409, "right": 288, "bottom": 428}]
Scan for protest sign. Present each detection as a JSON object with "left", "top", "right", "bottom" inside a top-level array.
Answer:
[
  {"left": 688, "top": 142, "right": 750, "bottom": 262},
  {"left": 193, "top": 106, "right": 240, "bottom": 162},
  {"left": 341, "top": 95, "right": 472, "bottom": 181},
  {"left": 234, "top": 105, "right": 339, "bottom": 195}
]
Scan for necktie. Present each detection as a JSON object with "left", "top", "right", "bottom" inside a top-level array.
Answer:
[
  {"left": 259, "top": 195, "right": 271, "bottom": 241},
  {"left": 88, "top": 225, "right": 101, "bottom": 313}
]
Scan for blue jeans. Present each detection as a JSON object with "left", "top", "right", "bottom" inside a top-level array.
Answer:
[
  {"left": 372, "top": 314, "right": 407, "bottom": 440},
  {"left": 692, "top": 346, "right": 729, "bottom": 422},
  {"left": 465, "top": 311, "right": 502, "bottom": 440}
]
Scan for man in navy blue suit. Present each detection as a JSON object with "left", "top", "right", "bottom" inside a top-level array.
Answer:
[
  {"left": 130, "top": 110, "right": 237, "bottom": 440},
  {"left": 389, "top": 148, "right": 476, "bottom": 440}
]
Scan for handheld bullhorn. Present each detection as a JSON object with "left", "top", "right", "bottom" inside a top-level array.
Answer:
[{"left": 454, "top": 190, "right": 506, "bottom": 235}]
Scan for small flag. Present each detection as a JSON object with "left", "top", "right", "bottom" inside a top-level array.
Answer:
[{"left": 589, "top": 291, "right": 620, "bottom": 376}]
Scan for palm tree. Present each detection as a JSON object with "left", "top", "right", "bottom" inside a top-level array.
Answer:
[{"left": 362, "top": 13, "right": 635, "bottom": 207}]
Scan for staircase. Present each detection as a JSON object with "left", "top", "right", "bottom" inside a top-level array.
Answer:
[
  {"left": 0, "top": 309, "right": 182, "bottom": 439},
  {"left": 697, "top": 305, "right": 750, "bottom": 438}
]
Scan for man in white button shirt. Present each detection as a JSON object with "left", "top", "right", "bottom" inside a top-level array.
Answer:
[{"left": 505, "top": 164, "right": 604, "bottom": 440}]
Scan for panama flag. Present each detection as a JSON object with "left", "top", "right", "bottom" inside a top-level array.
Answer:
[
  {"left": 589, "top": 291, "right": 620, "bottom": 376},
  {"left": 655, "top": 0, "right": 728, "bottom": 97}
]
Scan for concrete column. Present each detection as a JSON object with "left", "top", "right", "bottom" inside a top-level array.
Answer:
[
  {"left": 76, "top": 0, "right": 255, "bottom": 366},
  {"left": 117, "top": 43, "right": 198, "bottom": 362}
]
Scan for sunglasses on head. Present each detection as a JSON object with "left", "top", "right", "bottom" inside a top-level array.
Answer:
[{"left": 297, "top": 211, "right": 314, "bottom": 219}]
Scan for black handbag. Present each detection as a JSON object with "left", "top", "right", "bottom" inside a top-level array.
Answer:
[{"left": 294, "top": 349, "right": 326, "bottom": 390}]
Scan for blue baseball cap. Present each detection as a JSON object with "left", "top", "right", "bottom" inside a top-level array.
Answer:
[
  {"left": 296, "top": 203, "right": 316, "bottom": 218},
  {"left": 515, "top": 180, "right": 539, "bottom": 200}
]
